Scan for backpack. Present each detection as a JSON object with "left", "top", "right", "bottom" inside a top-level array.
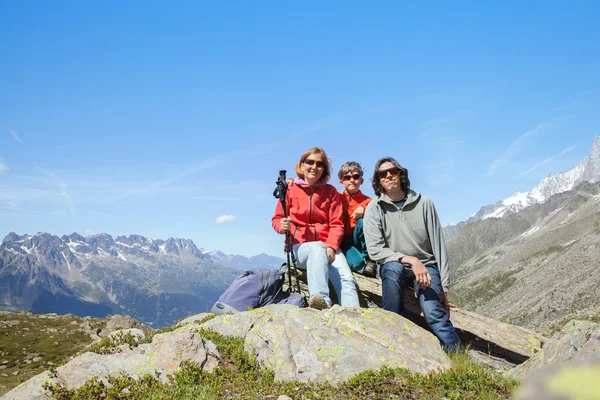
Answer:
[{"left": 211, "top": 267, "right": 306, "bottom": 315}]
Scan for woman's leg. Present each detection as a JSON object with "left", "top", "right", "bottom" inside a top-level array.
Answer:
[
  {"left": 329, "top": 250, "right": 360, "bottom": 307},
  {"left": 293, "top": 242, "right": 332, "bottom": 307}
]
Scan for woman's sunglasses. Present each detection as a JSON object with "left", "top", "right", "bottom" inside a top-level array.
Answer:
[
  {"left": 342, "top": 174, "right": 362, "bottom": 181},
  {"left": 304, "top": 159, "right": 325, "bottom": 169},
  {"left": 377, "top": 167, "right": 400, "bottom": 179}
]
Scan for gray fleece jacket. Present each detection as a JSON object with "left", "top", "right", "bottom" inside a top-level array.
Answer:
[{"left": 363, "top": 189, "right": 450, "bottom": 292}]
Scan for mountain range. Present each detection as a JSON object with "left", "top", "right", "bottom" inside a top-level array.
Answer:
[
  {"left": 0, "top": 232, "right": 271, "bottom": 328},
  {"left": 445, "top": 136, "right": 600, "bottom": 240},
  {"left": 446, "top": 136, "right": 600, "bottom": 332},
  {"left": 200, "top": 248, "right": 285, "bottom": 270}
]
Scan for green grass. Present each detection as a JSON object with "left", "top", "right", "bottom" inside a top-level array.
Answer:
[
  {"left": 0, "top": 312, "right": 105, "bottom": 395},
  {"left": 43, "top": 328, "right": 520, "bottom": 400}
]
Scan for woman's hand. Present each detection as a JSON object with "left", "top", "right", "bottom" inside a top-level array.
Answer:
[
  {"left": 326, "top": 247, "right": 335, "bottom": 264},
  {"left": 280, "top": 217, "right": 291, "bottom": 232}
]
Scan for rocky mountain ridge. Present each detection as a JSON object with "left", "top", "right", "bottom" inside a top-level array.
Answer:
[
  {"left": 200, "top": 248, "right": 284, "bottom": 270},
  {"left": 0, "top": 232, "right": 240, "bottom": 328},
  {"left": 447, "top": 180, "right": 600, "bottom": 333},
  {"left": 445, "top": 136, "right": 600, "bottom": 239}
]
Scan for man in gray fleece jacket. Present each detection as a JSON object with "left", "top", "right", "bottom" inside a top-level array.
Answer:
[{"left": 364, "top": 157, "right": 461, "bottom": 349}]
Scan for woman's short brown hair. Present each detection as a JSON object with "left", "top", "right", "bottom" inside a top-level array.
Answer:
[
  {"left": 371, "top": 157, "right": 410, "bottom": 196},
  {"left": 294, "top": 147, "right": 332, "bottom": 183}
]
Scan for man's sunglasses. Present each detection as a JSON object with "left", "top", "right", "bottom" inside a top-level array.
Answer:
[
  {"left": 304, "top": 159, "right": 325, "bottom": 169},
  {"left": 377, "top": 167, "right": 400, "bottom": 179},
  {"left": 342, "top": 174, "right": 362, "bottom": 181}
]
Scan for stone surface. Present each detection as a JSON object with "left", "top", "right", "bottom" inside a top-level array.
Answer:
[
  {"left": 100, "top": 314, "right": 153, "bottom": 337},
  {"left": 196, "top": 304, "right": 451, "bottom": 384},
  {"left": 514, "top": 361, "right": 600, "bottom": 400},
  {"left": 511, "top": 320, "right": 600, "bottom": 378},
  {"left": 176, "top": 313, "right": 213, "bottom": 327},
  {"left": 2, "top": 330, "right": 218, "bottom": 400},
  {"left": 351, "top": 272, "right": 547, "bottom": 364}
]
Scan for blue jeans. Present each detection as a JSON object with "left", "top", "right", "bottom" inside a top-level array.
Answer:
[
  {"left": 381, "top": 261, "right": 461, "bottom": 349},
  {"left": 341, "top": 218, "right": 369, "bottom": 272},
  {"left": 293, "top": 241, "right": 360, "bottom": 307}
]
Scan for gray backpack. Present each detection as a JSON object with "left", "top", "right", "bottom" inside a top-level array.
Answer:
[{"left": 211, "top": 268, "right": 306, "bottom": 315}]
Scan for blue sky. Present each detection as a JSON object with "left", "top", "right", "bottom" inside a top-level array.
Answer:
[{"left": 1, "top": 1, "right": 599, "bottom": 257}]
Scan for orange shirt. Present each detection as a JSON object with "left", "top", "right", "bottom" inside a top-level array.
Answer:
[{"left": 341, "top": 190, "right": 372, "bottom": 237}]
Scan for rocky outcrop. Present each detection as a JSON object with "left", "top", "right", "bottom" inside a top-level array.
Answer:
[
  {"left": 195, "top": 304, "right": 451, "bottom": 383},
  {"left": 287, "top": 270, "right": 547, "bottom": 369},
  {"left": 4, "top": 305, "right": 451, "bottom": 398},
  {"left": 99, "top": 314, "right": 153, "bottom": 337},
  {"left": 511, "top": 320, "right": 600, "bottom": 378},
  {"left": 3, "top": 330, "right": 219, "bottom": 400},
  {"left": 511, "top": 320, "right": 600, "bottom": 399},
  {"left": 514, "top": 361, "right": 600, "bottom": 400}
]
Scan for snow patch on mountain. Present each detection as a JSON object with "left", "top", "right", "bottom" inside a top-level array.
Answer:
[{"left": 475, "top": 136, "right": 600, "bottom": 221}]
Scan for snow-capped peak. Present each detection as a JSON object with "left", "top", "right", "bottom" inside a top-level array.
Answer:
[{"left": 475, "top": 135, "right": 600, "bottom": 221}]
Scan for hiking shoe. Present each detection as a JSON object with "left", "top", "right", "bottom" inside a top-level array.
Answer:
[
  {"left": 308, "top": 294, "right": 329, "bottom": 310},
  {"left": 363, "top": 260, "right": 377, "bottom": 278}
]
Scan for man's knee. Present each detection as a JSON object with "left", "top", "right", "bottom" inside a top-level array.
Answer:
[
  {"left": 382, "top": 261, "right": 405, "bottom": 279},
  {"left": 422, "top": 301, "right": 448, "bottom": 328}
]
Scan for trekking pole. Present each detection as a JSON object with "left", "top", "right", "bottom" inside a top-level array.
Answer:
[{"left": 273, "top": 170, "right": 300, "bottom": 293}]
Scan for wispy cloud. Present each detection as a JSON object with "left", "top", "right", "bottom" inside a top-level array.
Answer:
[
  {"left": 0, "top": 158, "right": 7, "bottom": 174},
  {"left": 59, "top": 183, "right": 74, "bottom": 214},
  {"left": 9, "top": 129, "right": 23, "bottom": 143},
  {"left": 215, "top": 215, "right": 236, "bottom": 224},
  {"left": 487, "top": 122, "right": 554, "bottom": 176},
  {"left": 517, "top": 144, "right": 577, "bottom": 179}
]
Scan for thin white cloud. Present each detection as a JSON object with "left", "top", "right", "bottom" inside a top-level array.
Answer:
[
  {"left": 9, "top": 129, "right": 23, "bottom": 143},
  {"left": 215, "top": 215, "right": 236, "bottom": 224},
  {"left": 517, "top": 144, "right": 577, "bottom": 179},
  {"left": 84, "top": 229, "right": 95, "bottom": 236},
  {"left": 59, "top": 183, "right": 74, "bottom": 214},
  {"left": 0, "top": 158, "right": 7, "bottom": 174},
  {"left": 487, "top": 122, "right": 554, "bottom": 176}
]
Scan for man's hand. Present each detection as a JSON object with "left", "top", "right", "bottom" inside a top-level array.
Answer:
[
  {"left": 326, "top": 247, "right": 336, "bottom": 264},
  {"left": 351, "top": 205, "right": 365, "bottom": 220},
  {"left": 440, "top": 292, "right": 457, "bottom": 308},
  {"left": 280, "top": 217, "right": 291, "bottom": 232},
  {"left": 400, "top": 256, "right": 431, "bottom": 289}
]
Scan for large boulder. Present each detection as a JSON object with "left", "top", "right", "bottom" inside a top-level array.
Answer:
[
  {"left": 511, "top": 320, "right": 600, "bottom": 378},
  {"left": 99, "top": 314, "right": 153, "bottom": 337},
  {"left": 288, "top": 271, "right": 547, "bottom": 368},
  {"left": 187, "top": 304, "right": 451, "bottom": 384},
  {"left": 2, "top": 330, "right": 219, "bottom": 400},
  {"left": 514, "top": 361, "right": 600, "bottom": 400}
]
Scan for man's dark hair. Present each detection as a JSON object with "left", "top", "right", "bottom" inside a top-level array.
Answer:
[{"left": 371, "top": 157, "right": 410, "bottom": 196}]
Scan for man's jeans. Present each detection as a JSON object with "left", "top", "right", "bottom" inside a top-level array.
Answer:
[
  {"left": 293, "top": 241, "right": 360, "bottom": 307},
  {"left": 381, "top": 261, "right": 462, "bottom": 349}
]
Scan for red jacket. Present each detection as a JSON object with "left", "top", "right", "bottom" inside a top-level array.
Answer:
[
  {"left": 341, "top": 190, "right": 372, "bottom": 238},
  {"left": 272, "top": 179, "right": 345, "bottom": 251}
]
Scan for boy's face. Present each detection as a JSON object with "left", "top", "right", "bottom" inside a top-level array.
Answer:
[{"left": 340, "top": 169, "right": 363, "bottom": 194}]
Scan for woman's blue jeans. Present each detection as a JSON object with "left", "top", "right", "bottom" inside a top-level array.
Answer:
[
  {"left": 381, "top": 261, "right": 461, "bottom": 349},
  {"left": 293, "top": 241, "right": 360, "bottom": 307}
]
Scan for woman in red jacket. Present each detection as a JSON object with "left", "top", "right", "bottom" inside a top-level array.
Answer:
[{"left": 272, "top": 147, "right": 359, "bottom": 309}]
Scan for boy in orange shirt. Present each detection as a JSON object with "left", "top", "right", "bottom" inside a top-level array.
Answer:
[{"left": 338, "top": 161, "right": 377, "bottom": 277}]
